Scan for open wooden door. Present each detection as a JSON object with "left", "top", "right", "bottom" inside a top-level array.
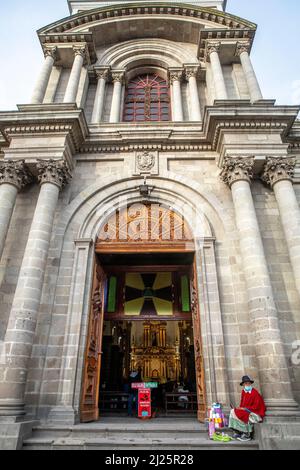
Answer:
[
  {"left": 191, "top": 261, "right": 206, "bottom": 422},
  {"left": 80, "top": 258, "right": 106, "bottom": 422}
]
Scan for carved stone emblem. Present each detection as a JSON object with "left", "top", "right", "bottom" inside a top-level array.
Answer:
[{"left": 137, "top": 152, "right": 156, "bottom": 172}]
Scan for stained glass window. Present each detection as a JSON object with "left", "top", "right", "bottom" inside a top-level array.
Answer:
[
  {"left": 180, "top": 275, "right": 191, "bottom": 312},
  {"left": 123, "top": 74, "right": 170, "bottom": 122},
  {"left": 106, "top": 276, "right": 117, "bottom": 313}
]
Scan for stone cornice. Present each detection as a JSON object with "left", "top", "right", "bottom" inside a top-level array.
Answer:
[
  {"left": 203, "top": 102, "right": 300, "bottom": 152},
  {"left": 40, "top": 33, "right": 97, "bottom": 65},
  {"left": 198, "top": 29, "right": 255, "bottom": 61},
  {"left": 38, "top": 3, "right": 256, "bottom": 37},
  {"left": 0, "top": 104, "right": 89, "bottom": 154},
  {"left": 79, "top": 143, "right": 213, "bottom": 154}
]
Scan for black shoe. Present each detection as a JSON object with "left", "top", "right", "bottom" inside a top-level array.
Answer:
[{"left": 237, "top": 433, "right": 252, "bottom": 442}]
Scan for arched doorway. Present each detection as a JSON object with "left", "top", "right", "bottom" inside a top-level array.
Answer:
[{"left": 80, "top": 203, "right": 206, "bottom": 422}]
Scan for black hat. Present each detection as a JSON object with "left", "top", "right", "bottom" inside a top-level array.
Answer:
[{"left": 240, "top": 375, "right": 254, "bottom": 386}]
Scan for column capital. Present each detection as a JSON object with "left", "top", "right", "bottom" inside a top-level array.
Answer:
[
  {"left": 36, "top": 159, "right": 72, "bottom": 190},
  {"left": 43, "top": 45, "right": 58, "bottom": 61},
  {"left": 0, "top": 160, "right": 33, "bottom": 191},
  {"left": 220, "top": 156, "right": 255, "bottom": 188},
  {"left": 235, "top": 41, "right": 251, "bottom": 57},
  {"left": 169, "top": 69, "right": 184, "bottom": 84},
  {"left": 111, "top": 71, "right": 125, "bottom": 84},
  {"left": 184, "top": 65, "right": 200, "bottom": 80},
  {"left": 205, "top": 42, "right": 221, "bottom": 61},
  {"left": 94, "top": 67, "right": 110, "bottom": 82},
  {"left": 72, "top": 44, "right": 87, "bottom": 59},
  {"left": 261, "top": 157, "right": 296, "bottom": 188}
]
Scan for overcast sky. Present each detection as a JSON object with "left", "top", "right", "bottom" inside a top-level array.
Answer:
[{"left": 0, "top": 0, "right": 299, "bottom": 110}]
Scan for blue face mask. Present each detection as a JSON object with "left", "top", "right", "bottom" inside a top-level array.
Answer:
[{"left": 244, "top": 386, "right": 252, "bottom": 392}]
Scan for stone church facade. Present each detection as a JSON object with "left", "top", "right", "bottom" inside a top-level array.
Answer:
[{"left": 0, "top": 0, "right": 300, "bottom": 450}]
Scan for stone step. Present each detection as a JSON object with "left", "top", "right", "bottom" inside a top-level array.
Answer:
[
  {"left": 23, "top": 436, "right": 259, "bottom": 451},
  {"left": 29, "top": 418, "right": 208, "bottom": 440}
]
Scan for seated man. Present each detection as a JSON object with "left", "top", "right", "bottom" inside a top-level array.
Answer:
[{"left": 229, "top": 375, "right": 266, "bottom": 442}]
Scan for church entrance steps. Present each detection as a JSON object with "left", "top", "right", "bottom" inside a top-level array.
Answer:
[{"left": 22, "top": 418, "right": 259, "bottom": 450}]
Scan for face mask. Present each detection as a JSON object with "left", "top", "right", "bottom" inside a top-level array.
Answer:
[{"left": 244, "top": 386, "right": 252, "bottom": 392}]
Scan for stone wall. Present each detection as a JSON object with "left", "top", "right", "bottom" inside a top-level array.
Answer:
[{"left": 1, "top": 153, "right": 299, "bottom": 419}]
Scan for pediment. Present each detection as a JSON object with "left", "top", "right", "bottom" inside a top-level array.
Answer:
[{"left": 38, "top": 2, "right": 256, "bottom": 49}]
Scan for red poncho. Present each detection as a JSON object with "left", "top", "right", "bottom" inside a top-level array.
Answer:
[{"left": 234, "top": 388, "right": 266, "bottom": 424}]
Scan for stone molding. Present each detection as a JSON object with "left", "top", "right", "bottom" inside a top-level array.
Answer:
[
  {"left": 235, "top": 41, "right": 251, "bottom": 57},
  {"left": 220, "top": 156, "right": 255, "bottom": 187},
  {"left": 79, "top": 144, "right": 212, "bottom": 153},
  {"left": 212, "top": 121, "right": 289, "bottom": 151},
  {"left": 261, "top": 157, "right": 296, "bottom": 188},
  {"left": 0, "top": 160, "right": 33, "bottom": 190},
  {"left": 44, "top": 46, "right": 58, "bottom": 61},
  {"left": 39, "top": 5, "right": 255, "bottom": 38},
  {"left": 36, "top": 159, "right": 72, "bottom": 189}
]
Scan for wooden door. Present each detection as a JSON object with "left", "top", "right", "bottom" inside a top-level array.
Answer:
[
  {"left": 191, "top": 262, "right": 206, "bottom": 422},
  {"left": 80, "top": 259, "right": 106, "bottom": 422}
]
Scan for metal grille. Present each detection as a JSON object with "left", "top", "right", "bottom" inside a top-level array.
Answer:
[{"left": 123, "top": 74, "right": 170, "bottom": 122}]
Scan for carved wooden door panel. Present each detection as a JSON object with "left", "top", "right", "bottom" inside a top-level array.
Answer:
[
  {"left": 80, "top": 260, "right": 106, "bottom": 423},
  {"left": 191, "top": 262, "right": 206, "bottom": 422}
]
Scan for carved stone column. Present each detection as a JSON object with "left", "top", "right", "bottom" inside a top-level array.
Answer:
[
  {"left": 0, "top": 160, "right": 71, "bottom": 418},
  {"left": 64, "top": 45, "right": 86, "bottom": 103},
  {"left": 206, "top": 43, "right": 228, "bottom": 100},
  {"left": 262, "top": 157, "right": 300, "bottom": 299},
  {"left": 185, "top": 67, "right": 202, "bottom": 121},
  {"left": 31, "top": 46, "right": 57, "bottom": 104},
  {"left": 0, "top": 160, "right": 32, "bottom": 260},
  {"left": 221, "top": 157, "right": 298, "bottom": 412},
  {"left": 235, "top": 42, "right": 263, "bottom": 103},
  {"left": 169, "top": 70, "right": 184, "bottom": 122},
  {"left": 91, "top": 68, "right": 110, "bottom": 124},
  {"left": 109, "top": 71, "right": 124, "bottom": 123}
]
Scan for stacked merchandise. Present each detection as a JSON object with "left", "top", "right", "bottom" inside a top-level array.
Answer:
[{"left": 207, "top": 403, "right": 230, "bottom": 440}]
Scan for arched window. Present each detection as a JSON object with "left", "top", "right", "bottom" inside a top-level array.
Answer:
[{"left": 123, "top": 74, "right": 170, "bottom": 122}]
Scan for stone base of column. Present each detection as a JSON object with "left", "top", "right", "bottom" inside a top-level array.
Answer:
[
  {"left": 0, "top": 417, "right": 38, "bottom": 450},
  {"left": 265, "top": 398, "right": 300, "bottom": 419},
  {"left": 47, "top": 406, "right": 79, "bottom": 425},
  {"left": 256, "top": 420, "right": 300, "bottom": 450},
  {"left": 0, "top": 399, "right": 26, "bottom": 418}
]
